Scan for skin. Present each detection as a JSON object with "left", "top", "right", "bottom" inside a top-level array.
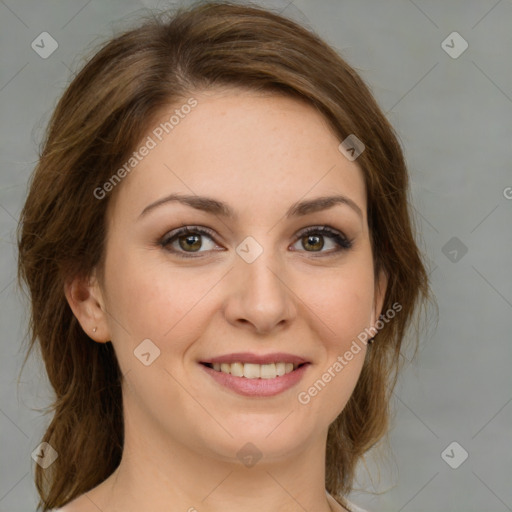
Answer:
[{"left": 64, "top": 88, "right": 387, "bottom": 512}]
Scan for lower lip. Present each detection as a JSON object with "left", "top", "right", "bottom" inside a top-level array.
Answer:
[{"left": 199, "top": 363, "right": 310, "bottom": 397}]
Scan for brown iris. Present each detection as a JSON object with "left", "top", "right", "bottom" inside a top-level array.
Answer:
[
  {"left": 179, "top": 233, "right": 202, "bottom": 252},
  {"left": 302, "top": 234, "right": 324, "bottom": 252}
]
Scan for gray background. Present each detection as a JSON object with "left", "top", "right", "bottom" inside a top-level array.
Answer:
[{"left": 1, "top": 0, "right": 511, "bottom": 511}]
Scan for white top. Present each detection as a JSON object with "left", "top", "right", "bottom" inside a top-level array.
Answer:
[
  {"left": 345, "top": 499, "right": 369, "bottom": 512},
  {"left": 327, "top": 491, "right": 369, "bottom": 512}
]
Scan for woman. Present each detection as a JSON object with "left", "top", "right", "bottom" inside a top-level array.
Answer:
[{"left": 17, "top": 2, "right": 430, "bottom": 511}]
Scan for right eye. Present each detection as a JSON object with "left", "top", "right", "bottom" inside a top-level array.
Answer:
[{"left": 159, "top": 226, "right": 222, "bottom": 258}]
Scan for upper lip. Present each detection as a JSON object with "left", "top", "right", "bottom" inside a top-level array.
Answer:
[{"left": 200, "top": 352, "right": 310, "bottom": 365}]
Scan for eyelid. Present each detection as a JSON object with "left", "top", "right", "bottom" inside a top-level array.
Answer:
[
  {"left": 295, "top": 225, "right": 351, "bottom": 243},
  {"left": 159, "top": 225, "right": 220, "bottom": 253},
  {"left": 159, "top": 224, "right": 353, "bottom": 257}
]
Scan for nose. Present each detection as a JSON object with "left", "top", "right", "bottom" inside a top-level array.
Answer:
[{"left": 223, "top": 247, "right": 297, "bottom": 335}]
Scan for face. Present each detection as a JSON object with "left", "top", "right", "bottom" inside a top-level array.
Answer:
[{"left": 84, "top": 89, "right": 386, "bottom": 465}]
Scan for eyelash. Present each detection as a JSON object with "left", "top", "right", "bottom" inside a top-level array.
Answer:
[{"left": 158, "top": 225, "right": 353, "bottom": 259}]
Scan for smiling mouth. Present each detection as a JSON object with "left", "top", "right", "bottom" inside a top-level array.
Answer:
[{"left": 200, "top": 362, "right": 308, "bottom": 379}]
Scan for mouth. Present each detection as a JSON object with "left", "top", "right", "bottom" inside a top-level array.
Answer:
[
  {"left": 198, "top": 355, "right": 311, "bottom": 397},
  {"left": 200, "top": 361, "right": 309, "bottom": 379}
]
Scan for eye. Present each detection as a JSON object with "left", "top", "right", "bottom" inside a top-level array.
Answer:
[
  {"left": 291, "top": 226, "right": 353, "bottom": 255},
  {"left": 159, "top": 225, "right": 353, "bottom": 259},
  {"left": 159, "top": 226, "right": 220, "bottom": 258}
]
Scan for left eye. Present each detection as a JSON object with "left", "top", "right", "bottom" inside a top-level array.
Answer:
[
  {"left": 295, "top": 228, "right": 346, "bottom": 252},
  {"left": 291, "top": 226, "right": 352, "bottom": 253},
  {"left": 159, "top": 225, "right": 352, "bottom": 258}
]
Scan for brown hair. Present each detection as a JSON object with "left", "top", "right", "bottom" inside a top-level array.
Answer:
[{"left": 17, "top": 2, "right": 430, "bottom": 510}]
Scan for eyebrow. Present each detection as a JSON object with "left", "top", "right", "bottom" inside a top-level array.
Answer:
[{"left": 138, "top": 193, "right": 363, "bottom": 220}]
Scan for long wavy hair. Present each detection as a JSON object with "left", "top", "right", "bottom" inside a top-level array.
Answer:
[{"left": 17, "top": 2, "right": 430, "bottom": 510}]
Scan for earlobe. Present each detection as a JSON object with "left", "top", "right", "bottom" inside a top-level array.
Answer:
[{"left": 64, "top": 273, "right": 110, "bottom": 343}]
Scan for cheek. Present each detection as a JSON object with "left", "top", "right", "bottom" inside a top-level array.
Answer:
[
  {"left": 297, "top": 261, "right": 375, "bottom": 349},
  {"left": 296, "top": 271, "right": 372, "bottom": 423},
  {"left": 102, "top": 249, "right": 219, "bottom": 358},
  {"left": 292, "top": 259, "right": 374, "bottom": 418}
]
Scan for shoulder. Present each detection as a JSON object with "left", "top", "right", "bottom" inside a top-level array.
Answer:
[
  {"left": 50, "top": 495, "right": 93, "bottom": 512},
  {"left": 51, "top": 505, "right": 84, "bottom": 512}
]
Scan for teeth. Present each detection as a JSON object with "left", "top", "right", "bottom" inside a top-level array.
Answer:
[
  {"left": 260, "top": 363, "right": 276, "bottom": 379},
  {"left": 244, "top": 363, "right": 261, "bottom": 379},
  {"left": 209, "top": 362, "right": 300, "bottom": 379},
  {"left": 231, "top": 362, "right": 244, "bottom": 377},
  {"left": 276, "top": 362, "right": 286, "bottom": 376}
]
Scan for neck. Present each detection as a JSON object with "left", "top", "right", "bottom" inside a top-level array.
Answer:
[{"left": 87, "top": 410, "right": 340, "bottom": 512}]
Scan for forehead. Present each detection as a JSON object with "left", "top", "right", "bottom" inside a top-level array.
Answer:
[{"left": 108, "top": 89, "right": 367, "bottom": 224}]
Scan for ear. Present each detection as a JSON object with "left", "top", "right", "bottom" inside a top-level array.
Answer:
[
  {"left": 370, "top": 269, "right": 388, "bottom": 330},
  {"left": 64, "top": 270, "right": 111, "bottom": 343}
]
